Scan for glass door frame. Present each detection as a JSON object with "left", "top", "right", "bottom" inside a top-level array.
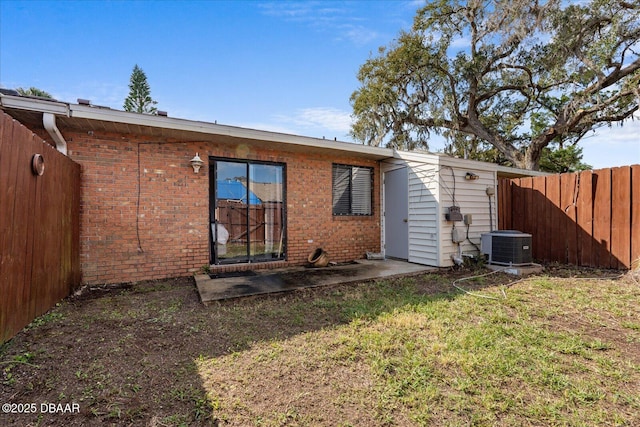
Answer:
[{"left": 209, "top": 157, "right": 287, "bottom": 265}]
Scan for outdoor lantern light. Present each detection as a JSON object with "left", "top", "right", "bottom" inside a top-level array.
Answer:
[
  {"left": 465, "top": 172, "right": 479, "bottom": 180},
  {"left": 190, "top": 153, "right": 204, "bottom": 173}
]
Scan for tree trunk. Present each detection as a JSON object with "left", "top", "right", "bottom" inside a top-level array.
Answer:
[{"left": 523, "top": 144, "right": 543, "bottom": 171}]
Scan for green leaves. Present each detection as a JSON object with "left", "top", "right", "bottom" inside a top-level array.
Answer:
[
  {"left": 123, "top": 64, "right": 158, "bottom": 114},
  {"left": 16, "top": 87, "right": 53, "bottom": 99},
  {"left": 350, "top": 0, "right": 640, "bottom": 170},
  {"left": 539, "top": 144, "right": 592, "bottom": 173}
]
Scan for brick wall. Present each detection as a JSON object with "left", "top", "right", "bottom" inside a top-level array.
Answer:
[
  {"left": 59, "top": 130, "right": 380, "bottom": 285},
  {"left": 284, "top": 150, "right": 380, "bottom": 268}
]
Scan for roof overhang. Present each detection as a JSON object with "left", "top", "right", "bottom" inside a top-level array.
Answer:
[
  {"left": 0, "top": 93, "right": 551, "bottom": 176},
  {"left": 392, "top": 149, "right": 548, "bottom": 178},
  {"left": 0, "top": 94, "right": 394, "bottom": 161},
  {"left": 493, "top": 164, "right": 549, "bottom": 179}
]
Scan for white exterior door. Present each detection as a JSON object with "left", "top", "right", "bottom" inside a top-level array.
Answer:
[{"left": 384, "top": 167, "right": 409, "bottom": 260}]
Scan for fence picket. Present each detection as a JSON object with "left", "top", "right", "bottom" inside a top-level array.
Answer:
[
  {"left": 498, "top": 178, "right": 512, "bottom": 230},
  {"left": 561, "top": 173, "right": 578, "bottom": 265},
  {"left": 576, "top": 170, "right": 594, "bottom": 266},
  {"left": 593, "top": 169, "right": 612, "bottom": 268},
  {"left": 631, "top": 165, "right": 640, "bottom": 268},
  {"left": 611, "top": 167, "right": 631, "bottom": 268},
  {"left": 498, "top": 166, "right": 637, "bottom": 269}
]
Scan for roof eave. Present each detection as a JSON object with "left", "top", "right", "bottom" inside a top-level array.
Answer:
[
  {"left": 0, "top": 93, "right": 69, "bottom": 116},
  {"left": 392, "top": 148, "right": 548, "bottom": 177},
  {"left": 0, "top": 94, "right": 393, "bottom": 160}
]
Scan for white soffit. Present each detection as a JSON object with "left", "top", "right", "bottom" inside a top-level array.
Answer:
[{"left": 0, "top": 94, "right": 392, "bottom": 160}]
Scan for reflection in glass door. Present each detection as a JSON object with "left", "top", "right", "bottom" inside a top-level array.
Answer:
[
  {"left": 248, "top": 164, "right": 284, "bottom": 261},
  {"left": 210, "top": 159, "right": 285, "bottom": 264},
  {"left": 213, "top": 161, "right": 249, "bottom": 263}
]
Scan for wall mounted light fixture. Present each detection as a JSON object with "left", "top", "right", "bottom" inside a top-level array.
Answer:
[
  {"left": 190, "top": 153, "right": 204, "bottom": 173},
  {"left": 465, "top": 172, "right": 479, "bottom": 180}
]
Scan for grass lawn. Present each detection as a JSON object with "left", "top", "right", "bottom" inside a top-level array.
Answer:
[{"left": 1, "top": 266, "right": 638, "bottom": 426}]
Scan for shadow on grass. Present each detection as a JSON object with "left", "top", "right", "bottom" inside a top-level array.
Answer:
[{"left": 3, "top": 266, "right": 621, "bottom": 426}]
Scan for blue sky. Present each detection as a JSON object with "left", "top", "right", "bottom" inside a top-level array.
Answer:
[{"left": 1, "top": 0, "right": 638, "bottom": 169}]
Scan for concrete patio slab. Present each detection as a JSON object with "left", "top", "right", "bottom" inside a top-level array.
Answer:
[
  {"left": 486, "top": 263, "right": 544, "bottom": 276},
  {"left": 195, "top": 259, "right": 435, "bottom": 304}
]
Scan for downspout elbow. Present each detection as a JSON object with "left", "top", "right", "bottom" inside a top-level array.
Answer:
[{"left": 43, "top": 112, "right": 67, "bottom": 155}]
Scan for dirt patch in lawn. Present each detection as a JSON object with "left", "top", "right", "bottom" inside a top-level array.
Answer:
[{"left": 1, "top": 266, "right": 638, "bottom": 426}]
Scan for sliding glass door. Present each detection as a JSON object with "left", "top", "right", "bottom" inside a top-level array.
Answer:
[
  {"left": 248, "top": 163, "right": 285, "bottom": 261},
  {"left": 210, "top": 159, "right": 285, "bottom": 264}
]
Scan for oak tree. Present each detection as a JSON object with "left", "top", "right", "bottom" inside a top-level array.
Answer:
[{"left": 350, "top": 0, "right": 640, "bottom": 170}]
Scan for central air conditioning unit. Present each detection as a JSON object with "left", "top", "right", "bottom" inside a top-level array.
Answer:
[{"left": 481, "top": 230, "right": 532, "bottom": 266}]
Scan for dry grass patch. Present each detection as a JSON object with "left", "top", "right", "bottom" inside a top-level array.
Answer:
[{"left": 1, "top": 267, "right": 639, "bottom": 426}]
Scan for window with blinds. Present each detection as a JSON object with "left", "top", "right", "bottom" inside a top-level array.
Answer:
[{"left": 332, "top": 164, "right": 373, "bottom": 216}]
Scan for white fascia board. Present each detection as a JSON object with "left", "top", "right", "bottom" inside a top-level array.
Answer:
[
  {"left": 0, "top": 94, "right": 393, "bottom": 159},
  {"left": 438, "top": 154, "right": 507, "bottom": 172},
  {"left": 0, "top": 94, "right": 69, "bottom": 116},
  {"left": 494, "top": 164, "right": 548, "bottom": 177},
  {"left": 70, "top": 104, "right": 394, "bottom": 159},
  {"left": 392, "top": 149, "right": 440, "bottom": 164},
  {"left": 394, "top": 148, "right": 548, "bottom": 177},
  {"left": 437, "top": 152, "right": 548, "bottom": 177}
]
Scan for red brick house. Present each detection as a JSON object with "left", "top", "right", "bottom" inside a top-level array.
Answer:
[
  {"left": 1, "top": 94, "right": 392, "bottom": 284},
  {"left": 0, "top": 93, "right": 541, "bottom": 286}
]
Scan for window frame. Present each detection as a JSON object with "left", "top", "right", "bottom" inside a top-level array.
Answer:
[
  {"left": 331, "top": 163, "right": 373, "bottom": 216},
  {"left": 209, "top": 157, "right": 287, "bottom": 265}
]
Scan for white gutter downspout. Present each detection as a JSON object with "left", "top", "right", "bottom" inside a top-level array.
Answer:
[{"left": 43, "top": 112, "right": 67, "bottom": 155}]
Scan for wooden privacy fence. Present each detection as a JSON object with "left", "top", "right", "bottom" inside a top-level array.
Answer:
[
  {"left": 217, "top": 200, "right": 283, "bottom": 244},
  {"left": 0, "top": 112, "right": 81, "bottom": 344},
  {"left": 498, "top": 165, "right": 640, "bottom": 269}
]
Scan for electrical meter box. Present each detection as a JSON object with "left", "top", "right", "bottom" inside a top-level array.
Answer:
[{"left": 445, "top": 206, "right": 463, "bottom": 222}]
